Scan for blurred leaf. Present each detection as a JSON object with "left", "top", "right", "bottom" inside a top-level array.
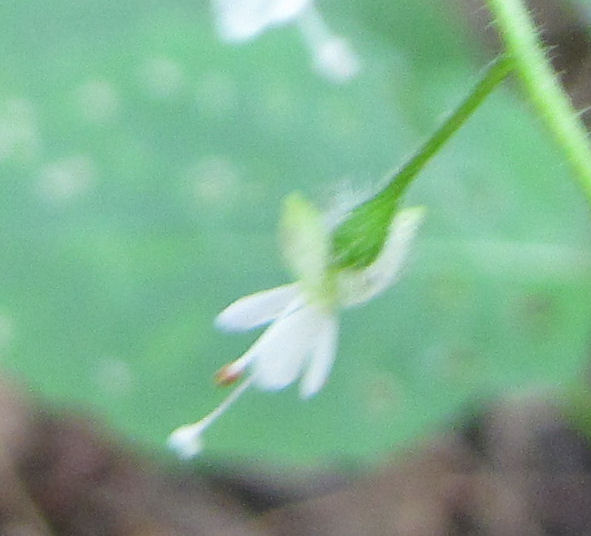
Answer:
[{"left": 0, "top": 0, "right": 589, "bottom": 465}]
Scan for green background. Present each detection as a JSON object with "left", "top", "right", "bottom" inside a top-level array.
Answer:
[{"left": 1, "top": 0, "right": 590, "bottom": 466}]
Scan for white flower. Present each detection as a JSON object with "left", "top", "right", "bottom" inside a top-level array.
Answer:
[
  {"left": 168, "top": 203, "right": 424, "bottom": 458},
  {"left": 212, "top": 0, "right": 312, "bottom": 42},
  {"left": 215, "top": 283, "right": 338, "bottom": 397},
  {"left": 211, "top": 0, "right": 360, "bottom": 83}
]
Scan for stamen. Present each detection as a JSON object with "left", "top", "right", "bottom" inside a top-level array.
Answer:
[
  {"left": 215, "top": 362, "right": 244, "bottom": 386},
  {"left": 214, "top": 350, "right": 255, "bottom": 386},
  {"left": 168, "top": 376, "right": 254, "bottom": 458}
]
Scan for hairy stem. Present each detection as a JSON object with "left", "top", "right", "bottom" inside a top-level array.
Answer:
[
  {"left": 382, "top": 55, "right": 514, "bottom": 199},
  {"left": 486, "top": 0, "right": 591, "bottom": 204}
]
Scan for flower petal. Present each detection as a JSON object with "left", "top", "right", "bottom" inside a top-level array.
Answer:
[
  {"left": 212, "top": 0, "right": 311, "bottom": 42},
  {"left": 252, "top": 305, "right": 322, "bottom": 391},
  {"left": 215, "top": 283, "right": 300, "bottom": 332},
  {"left": 339, "top": 207, "right": 425, "bottom": 308},
  {"left": 299, "top": 313, "right": 338, "bottom": 399}
]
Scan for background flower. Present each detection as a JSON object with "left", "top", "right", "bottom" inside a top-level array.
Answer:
[{"left": 211, "top": 0, "right": 360, "bottom": 82}]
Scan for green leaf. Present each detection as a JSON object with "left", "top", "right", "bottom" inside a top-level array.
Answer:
[{"left": 0, "top": 0, "right": 589, "bottom": 466}]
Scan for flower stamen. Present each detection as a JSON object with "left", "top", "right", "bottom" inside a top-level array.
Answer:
[
  {"left": 215, "top": 362, "right": 244, "bottom": 386},
  {"left": 167, "top": 375, "right": 254, "bottom": 458}
]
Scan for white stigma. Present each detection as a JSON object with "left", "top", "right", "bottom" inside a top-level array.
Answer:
[{"left": 167, "top": 376, "right": 254, "bottom": 458}]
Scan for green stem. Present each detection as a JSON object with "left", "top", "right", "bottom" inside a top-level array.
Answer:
[
  {"left": 333, "top": 56, "right": 513, "bottom": 269},
  {"left": 486, "top": 0, "right": 591, "bottom": 204},
  {"left": 383, "top": 54, "right": 513, "bottom": 200}
]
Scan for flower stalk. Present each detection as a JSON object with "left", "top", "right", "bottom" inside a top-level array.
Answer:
[{"left": 332, "top": 55, "right": 513, "bottom": 270}]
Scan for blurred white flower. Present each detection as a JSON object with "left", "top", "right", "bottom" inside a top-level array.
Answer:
[
  {"left": 212, "top": 0, "right": 311, "bottom": 41},
  {"left": 168, "top": 201, "right": 424, "bottom": 458},
  {"left": 211, "top": 0, "right": 360, "bottom": 83}
]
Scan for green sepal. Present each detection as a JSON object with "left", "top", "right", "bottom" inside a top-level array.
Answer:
[{"left": 331, "top": 188, "right": 400, "bottom": 270}]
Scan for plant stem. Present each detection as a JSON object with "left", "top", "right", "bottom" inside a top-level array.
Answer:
[
  {"left": 333, "top": 56, "right": 512, "bottom": 268},
  {"left": 382, "top": 55, "right": 514, "bottom": 200},
  {"left": 486, "top": 0, "right": 591, "bottom": 204}
]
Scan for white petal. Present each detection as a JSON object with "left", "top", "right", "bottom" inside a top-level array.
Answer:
[
  {"left": 252, "top": 305, "right": 322, "bottom": 391},
  {"left": 299, "top": 314, "right": 338, "bottom": 398},
  {"left": 212, "top": 0, "right": 311, "bottom": 42},
  {"left": 339, "top": 207, "right": 425, "bottom": 308},
  {"left": 215, "top": 283, "right": 300, "bottom": 332}
]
